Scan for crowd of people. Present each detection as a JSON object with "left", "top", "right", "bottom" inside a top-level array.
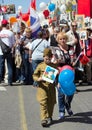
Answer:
[{"left": 0, "top": 18, "right": 92, "bottom": 127}]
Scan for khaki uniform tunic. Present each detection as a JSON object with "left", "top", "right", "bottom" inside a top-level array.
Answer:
[{"left": 33, "top": 62, "right": 57, "bottom": 120}]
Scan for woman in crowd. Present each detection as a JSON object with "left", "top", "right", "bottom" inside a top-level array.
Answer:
[{"left": 51, "top": 32, "right": 75, "bottom": 119}]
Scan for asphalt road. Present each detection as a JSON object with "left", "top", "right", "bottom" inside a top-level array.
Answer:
[{"left": 0, "top": 83, "right": 92, "bottom": 130}]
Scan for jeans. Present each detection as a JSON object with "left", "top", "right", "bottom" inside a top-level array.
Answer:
[
  {"left": 57, "top": 87, "right": 74, "bottom": 113},
  {"left": 22, "top": 53, "right": 33, "bottom": 84},
  {"left": 32, "top": 59, "right": 43, "bottom": 86},
  {"left": 0, "top": 53, "right": 13, "bottom": 84}
]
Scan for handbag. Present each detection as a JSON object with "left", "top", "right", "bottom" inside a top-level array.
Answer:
[{"left": 0, "top": 38, "right": 11, "bottom": 55}]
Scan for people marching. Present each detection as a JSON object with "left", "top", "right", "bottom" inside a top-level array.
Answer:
[{"left": 0, "top": 16, "right": 92, "bottom": 127}]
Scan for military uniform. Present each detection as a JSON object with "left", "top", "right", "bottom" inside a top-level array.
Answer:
[{"left": 33, "top": 62, "right": 57, "bottom": 121}]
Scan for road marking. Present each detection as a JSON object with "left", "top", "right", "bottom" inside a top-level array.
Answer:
[
  {"left": 18, "top": 86, "right": 28, "bottom": 130},
  {"left": 0, "top": 87, "right": 7, "bottom": 91}
]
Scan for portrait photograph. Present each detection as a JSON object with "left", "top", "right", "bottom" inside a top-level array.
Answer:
[
  {"left": 42, "top": 65, "right": 58, "bottom": 83},
  {"left": 79, "top": 30, "right": 88, "bottom": 40},
  {"left": 75, "top": 14, "right": 85, "bottom": 29}
]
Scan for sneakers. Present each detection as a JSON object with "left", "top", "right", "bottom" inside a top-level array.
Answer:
[
  {"left": 67, "top": 108, "right": 73, "bottom": 116},
  {"left": 16, "top": 80, "right": 20, "bottom": 83},
  {"left": 59, "top": 112, "right": 65, "bottom": 120}
]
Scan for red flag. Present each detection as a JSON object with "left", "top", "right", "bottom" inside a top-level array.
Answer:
[
  {"left": 27, "top": 0, "right": 36, "bottom": 14},
  {"left": 31, "top": 0, "right": 36, "bottom": 10}
]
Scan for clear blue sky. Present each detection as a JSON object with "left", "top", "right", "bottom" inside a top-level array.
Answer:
[{"left": 0, "top": 0, "right": 50, "bottom": 13}]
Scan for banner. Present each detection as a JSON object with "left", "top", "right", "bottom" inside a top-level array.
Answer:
[{"left": 78, "top": 0, "right": 92, "bottom": 17}]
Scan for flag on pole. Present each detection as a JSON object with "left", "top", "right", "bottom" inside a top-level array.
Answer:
[
  {"left": 27, "top": 0, "right": 36, "bottom": 14},
  {"left": 31, "top": 0, "right": 36, "bottom": 10},
  {"left": 30, "top": 7, "right": 41, "bottom": 38}
]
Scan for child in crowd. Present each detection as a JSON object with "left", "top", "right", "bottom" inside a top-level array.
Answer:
[
  {"left": 33, "top": 48, "right": 58, "bottom": 127},
  {"left": 14, "top": 32, "right": 23, "bottom": 83}
]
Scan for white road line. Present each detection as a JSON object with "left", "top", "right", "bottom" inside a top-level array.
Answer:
[{"left": 0, "top": 87, "right": 7, "bottom": 91}]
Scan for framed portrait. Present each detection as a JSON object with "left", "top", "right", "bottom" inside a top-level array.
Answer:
[
  {"left": 79, "top": 30, "right": 88, "bottom": 40},
  {"left": 75, "top": 14, "right": 85, "bottom": 29},
  {"left": 42, "top": 65, "right": 58, "bottom": 83},
  {"left": 60, "top": 14, "right": 68, "bottom": 21}
]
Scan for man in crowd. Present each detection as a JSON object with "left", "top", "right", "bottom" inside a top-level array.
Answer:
[{"left": 0, "top": 19, "right": 15, "bottom": 86}]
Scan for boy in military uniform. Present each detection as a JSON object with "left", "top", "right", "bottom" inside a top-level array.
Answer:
[{"left": 33, "top": 48, "right": 58, "bottom": 127}]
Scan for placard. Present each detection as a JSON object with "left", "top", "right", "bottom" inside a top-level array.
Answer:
[
  {"left": 75, "top": 14, "right": 85, "bottom": 29},
  {"left": 42, "top": 65, "right": 58, "bottom": 83}
]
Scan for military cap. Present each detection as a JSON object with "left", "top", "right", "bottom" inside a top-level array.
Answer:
[{"left": 43, "top": 48, "right": 52, "bottom": 57}]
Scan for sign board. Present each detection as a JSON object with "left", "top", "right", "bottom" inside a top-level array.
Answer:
[{"left": 0, "top": 4, "right": 15, "bottom": 14}]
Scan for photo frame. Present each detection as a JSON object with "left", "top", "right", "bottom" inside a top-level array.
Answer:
[
  {"left": 42, "top": 65, "right": 58, "bottom": 83},
  {"left": 79, "top": 30, "right": 88, "bottom": 40},
  {"left": 75, "top": 14, "right": 85, "bottom": 29},
  {"left": 60, "top": 14, "right": 68, "bottom": 21}
]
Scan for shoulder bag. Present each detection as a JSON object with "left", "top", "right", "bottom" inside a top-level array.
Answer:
[
  {"left": 32, "top": 39, "right": 43, "bottom": 54},
  {"left": 0, "top": 38, "right": 11, "bottom": 55}
]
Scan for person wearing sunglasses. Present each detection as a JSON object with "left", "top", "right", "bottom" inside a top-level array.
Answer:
[{"left": 66, "top": 21, "right": 82, "bottom": 87}]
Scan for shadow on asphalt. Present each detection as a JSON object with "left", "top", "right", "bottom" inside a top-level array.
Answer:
[
  {"left": 75, "top": 88, "right": 92, "bottom": 93},
  {"left": 51, "top": 111, "right": 92, "bottom": 126}
]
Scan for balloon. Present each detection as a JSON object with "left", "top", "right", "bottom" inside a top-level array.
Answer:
[
  {"left": 60, "top": 4, "right": 66, "bottom": 13},
  {"left": 9, "top": 17, "right": 17, "bottom": 24},
  {"left": 26, "top": 19, "right": 30, "bottom": 27},
  {"left": 43, "top": 10, "right": 49, "bottom": 18},
  {"left": 48, "top": 3, "right": 55, "bottom": 12},
  {"left": 39, "top": 2, "right": 47, "bottom": 11},
  {"left": 18, "top": 6, "right": 22, "bottom": 12},
  {"left": 22, "top": 13, "right": 29, "bottom": 22},
  {"left": 58, "top": 69, "right": 75, "bottom": 84},
  {"left": 58, "top": 65, "right": 74, "bottom": 72},
  {"left": 59, "top": 82, "right": 76, "bottom": 95}
]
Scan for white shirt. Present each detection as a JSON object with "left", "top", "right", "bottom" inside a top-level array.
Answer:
[
  {"left": 0, "top": 28, "right": 15, "bottom": 55},
  {"left": 29, "top": 38, "right": 50, "bottom": 60}
]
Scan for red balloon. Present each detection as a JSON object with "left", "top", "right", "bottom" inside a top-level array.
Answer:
[
  {"left": 22, "top": 13, "right": 29, "bottom": 22},
  {"left": 58, "top": 65, "right": 74, "bottom": 72},
  {"left": 43, "top": 10, "right": 49, "bottom": 18}
]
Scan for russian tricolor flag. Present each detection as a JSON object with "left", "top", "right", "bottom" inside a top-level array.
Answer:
[{"left": 30, "top": 0, "right": 41, "bottom": 38}]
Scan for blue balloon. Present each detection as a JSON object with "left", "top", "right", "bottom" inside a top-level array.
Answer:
[
  {"left": 59, "top": 82, "right": 76, "bottom": 96},
  {"left": 48, "top": 3, "right": 55, "bottom": 12},
  {"left": 58, "top": 69, "right": 75, "bottom": 85}
]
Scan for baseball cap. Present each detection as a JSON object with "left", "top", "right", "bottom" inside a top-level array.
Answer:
[{"left": 1, "top": 19, "right": 9, "bottom": 25}]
